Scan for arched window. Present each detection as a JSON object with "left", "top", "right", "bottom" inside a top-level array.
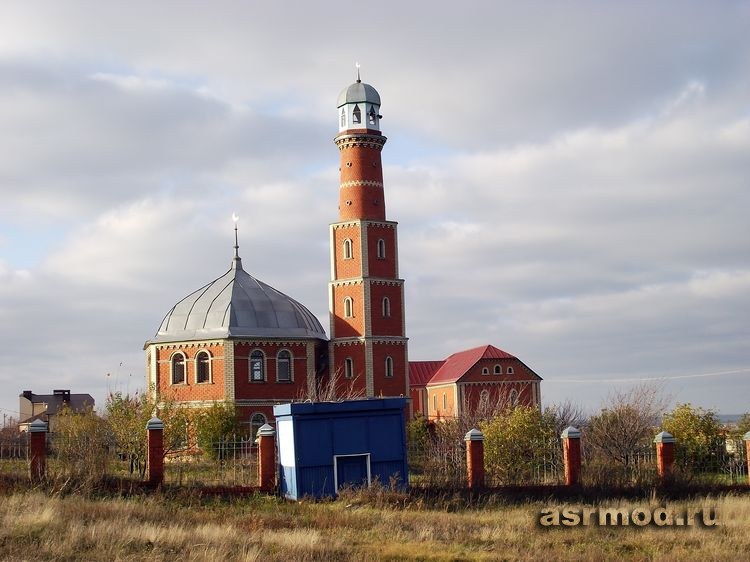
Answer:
[
  {"left": 352, "top": 104, "right": 361, "bottom": 124},
  {"left": 196, "top": 350, "right": 211, "bottom": 383},
  {"left": 443, "top": 393, "right": 447, "bottom": 410},
  {"left": 382, "top": 297, "right": 391, "bottom": 318},
  {"left": 494, "top": 365, "right": 502, "bottom": 375},
  {"left": 509, "top": 389, "right": 519, "bottom": 407},
  {"left": 250, "top": 412, "right": 267, "bottom": 438},
  {"left": 277, "top": 350, "right": 292, "bottom": 382},
  {"left": 507, "top": 367, "right": 514, "bottom": 374},
  {"left": 376, "top": 238, "right": 385, "bottom": 259},
  {"left": 343, "top": 238, "right": 353, "bottom": 259},
  {"left": 433, "top": 394, "right": 437, "bottom": 412},
  {"left": 171, "top": 353, "right": 186, "bottom": 385},
  {"left": 481, "top": 367, "right": 489, "bottom": 375},
  {"left": 368, "top": 106, "right": 377, "bottom": 125},
  {"left": 479, "top": 389, "right": 490, "bottom": 408},
  {"left": 385, "top": 356, "right": 393, "bottom": 378},
  {"left": 344, "top": 297, "right": 353, "bottom": 318},
  {"left": 249, "top": 350, "right": 265, "bottom": 382},
  {"left": 340, "top": 107, "right": 346, "bottom": 128},
  {"left": 344, "top": 357, "right": 354, "bottom": 379}
]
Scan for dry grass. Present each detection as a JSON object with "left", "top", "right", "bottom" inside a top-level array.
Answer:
[{"left": 0, "top": 487, "right": 748, "bottom": 561}]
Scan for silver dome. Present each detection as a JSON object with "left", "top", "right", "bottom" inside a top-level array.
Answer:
[
  {"left": 149, "top": 257, "right": 327, "bottom": 344},
  {"left": 337, "top": 81, "right": 381, "bottom": 108}
]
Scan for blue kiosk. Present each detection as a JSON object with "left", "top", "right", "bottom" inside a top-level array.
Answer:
[{"left": 273, "top": 398, "right": 408, "bottom": 500}]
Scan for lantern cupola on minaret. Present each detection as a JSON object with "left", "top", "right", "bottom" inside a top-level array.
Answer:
[{"left": 337, "top": 70, "right": 382, "bottom": 133}]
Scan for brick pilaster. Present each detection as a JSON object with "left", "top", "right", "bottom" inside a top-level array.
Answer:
[
  {"left": 561, "top": 426, "right": 582, "bottom": 486},
  {"left": 654, "top": 431, "right": 676, "bottom": 484},
  {"left": 257, "top": 424, "right": 276, "bottom": 492},
  {"left": 28, "top": 419, "right": 47, "bottom": 483},
  {"left": 146, "top": 417, "right": 164, "bottom": 486},
  {"left": 465, "top": 428, "right": 485, "bottom": 489}
]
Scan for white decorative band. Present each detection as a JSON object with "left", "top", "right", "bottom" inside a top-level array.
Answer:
[{"left": 340, "top": 180, "right": 383, "bottom": 189}]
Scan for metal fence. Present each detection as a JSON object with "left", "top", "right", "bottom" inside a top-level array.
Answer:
[{"left": 164, "top": 435, "right": 258, "bottom": 487}]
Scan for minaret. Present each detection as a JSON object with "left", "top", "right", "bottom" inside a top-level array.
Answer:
[{"left": 328, "top": 72, "right": 409, "bottom": 400}]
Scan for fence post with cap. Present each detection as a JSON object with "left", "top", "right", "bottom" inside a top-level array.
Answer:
[
  {"left": 561, "top": 426, "right": 582, "bottom": 486},
  {"left": 146, "top": 417, "right": 164, "bottom": 486},
  {"left": 257, "top": 423, "right": 276, "bottom": 492},
  {"left": 465, "top": 428, "right": 485, "bottom": 489},
  {"left": 654, "top": 430, "right": 676, "bottom": 484},
  {"left": 29, "top": 419, "right": 48, "bottom": 483}
]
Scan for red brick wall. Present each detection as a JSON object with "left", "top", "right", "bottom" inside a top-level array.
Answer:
[
  {"left": 333, "top": 225, "right": 362, "bottom": 280},
  {"left": 369, "top": 283, "right": 404, "bottom": 337},
  {"left": 233, "top": 341, "right": 309, "bottom": 401},
  {"left": 338, "top": 141, "right": 386, "bottom": 222},
  {"left": 330, "top": 342, "right": 368, "bottom": 396},
  {"left": 156, "top": 343, "right": 226, "bottom": 402},
  {"left": 331, "top": 283, "right": 365, "bottom": 338},
  {"left": 365, "top": 224, "right": 397, "bottom": 278},
  {"left": 372, "top": 342, "right": 408, "bottom": 397}
]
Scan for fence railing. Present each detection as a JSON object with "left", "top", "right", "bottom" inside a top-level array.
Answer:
[{"left": 164, "top": 435, "right": 258, "bottom": 487}]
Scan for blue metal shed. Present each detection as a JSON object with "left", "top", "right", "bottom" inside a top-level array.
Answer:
[{"left": 273, "top": 398, "right": 408, "bottom": 500}]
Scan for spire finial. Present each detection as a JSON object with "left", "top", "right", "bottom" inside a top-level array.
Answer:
[
  {"left": 355, "top": 61, "right": 361, "bottom": 83},
  {"left": 231, "top": 213, "right": 242, "bottom": 269}
]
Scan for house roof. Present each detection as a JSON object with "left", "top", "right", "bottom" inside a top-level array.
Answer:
[
  {"left": 147, "top": 254, "right": 327, "bottom": 345},
  {"left": 425, "top": 344, "right": 532, "bottom": 386},
  {"left": 19, "top": 391, "right": 94, "bottom": 424},
  {"left": 409, "top": 361, "right": 445, "bottom": 387}
]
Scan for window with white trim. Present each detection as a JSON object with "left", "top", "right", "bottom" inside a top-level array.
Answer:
[
  {"left": 509, "top": 388, "right": 519, "bottom": 407},
  {"left": 196, "top": 350, "right": 211, "bottom": 384},
  {"left": 479, "top": 389, "right": 490, "bottom": 408},
  {"left": 507, "top": 366, "right": 514, "bottom": 374},
  {"left": 344, "top": 357, "right": 354, "bottom": 379},
  {"left": 385, "top": 356, "right": 393, "bottom": 378},
  {"left": 250, "top": 350, "right": 265, "bottom": 382},
  {"left": 344, "top": 297, "right": 354, "bottom": 318},
  {"left": 443, "top": 393, "right": 447, "bottom": 410},
  {"left": 494, "top": 364, "right": 502, "bottom": 375},
  {"left": 343, "top": 238, "right": 353, "bottom": 259},
  {"left": 382, "top": 296, "right": 391, "bottom": 318},
  {"left": 277, "top": 350, "right": 292, "bottom": 382},
  {"left": 171, "top": 352, "right": 186, "bottom": 385},
  {"left": 481, "top": 367, "right": 489, "bottom": 375}
]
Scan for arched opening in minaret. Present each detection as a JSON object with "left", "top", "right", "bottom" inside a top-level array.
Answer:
[
  {"left": 385, "top": 356, "right": 393, "bottom": 378},
  {"left": 344, "top": 297, "right": 354, "bottom": 318},
  {"left": 368, "top": 106, "right": 377, "bottom": 125},
  {"left": 376, "top": 238, "right": 385, "bottom": 259},
  {"left": 352, "top": 104, "right": 361, "bottom": 124},
  {"left": 344, "top": 357, "right": 354, "bottom": 379},
  {"left": 340, "top": 107, "right": 346, "bottom": 128},
  {"left": 382, "top": 297, "right": 391, "bottom": 317},
  {"left": 343, "top": 238, "right": 353, "bottom": 259}
]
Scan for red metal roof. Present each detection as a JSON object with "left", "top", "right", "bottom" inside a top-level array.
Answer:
[
  {"left": 409, "top": 361, "right": 445, "bottom": 387},
  {"left": 425, "top": 344, "right": 517, "bottom": 386}
]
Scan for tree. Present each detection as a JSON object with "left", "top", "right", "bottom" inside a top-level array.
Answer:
[
  {"left": 584, "top": 382, "right": 669, "bottom": 467},
  {"left": 735, "top": 413, "right": 750, "bottom": 438},
  {"left": 661, "top": 403, "right": 724, "bottom": 472},
  {"left": 193, "top": 401, "right": 244, "bottom": 460},
  {"left": 480, "top": 406, "right": 558, "bottom": 485},
  {"left": 53, "top": 405, "right": 111, "bottom": 487}
]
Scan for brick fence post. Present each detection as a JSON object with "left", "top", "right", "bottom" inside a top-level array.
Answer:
[
  {"left": 465, "top": 428, "right": 485, "bottom": 489},
  {"left": 257, "top": 423, "right": 276, "bottom": 492},
  {"left": 561, "top": 426, "right": 582, "bottom": 486},
  {"left": 744, "top": 432, "right": 750, "bottom": 486},
  {"left": 146, "top": 417, "right": 164, "bottom": 487},
  {"left": 29, "top": 418, "right": 48, "bottom": 483},
  {"left": 654, "top": 430, "right": 676, "bottom": 484}
]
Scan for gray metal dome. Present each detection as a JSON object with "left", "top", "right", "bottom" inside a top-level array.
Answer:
[
  {"left": 337, "top": 80, "right": 381, "bottom": 108},
  {"left": 149, "top": 256, "right": 327, "bottom": 344}
]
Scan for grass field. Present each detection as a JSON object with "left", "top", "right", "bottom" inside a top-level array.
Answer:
[{"left": 0, "top": 485, "right": 748, "bottom": 561}]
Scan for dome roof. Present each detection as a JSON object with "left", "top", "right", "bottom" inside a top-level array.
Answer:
[
  {"left": 337, "top": 80, "right": 381, "bottom": 108},
  {"left": 148, "top": 257, "right": 327, "bottom": 344}
]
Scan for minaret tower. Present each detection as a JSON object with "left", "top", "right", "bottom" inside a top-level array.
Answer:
[{"left": 328, "top": 71, "right": 409, "bottom": 400}]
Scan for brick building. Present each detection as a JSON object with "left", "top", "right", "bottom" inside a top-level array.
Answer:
[{"left": 145, "top": 75, "right": 540, "bottom": 427}]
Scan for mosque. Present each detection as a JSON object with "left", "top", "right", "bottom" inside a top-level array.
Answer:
[{"left": 144, "top": 76, "right": 541, "bottom": 432}]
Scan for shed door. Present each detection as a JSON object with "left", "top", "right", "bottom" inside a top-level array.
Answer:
[{"left": 334, "top": 454, "right": 371, "bottom": 492}]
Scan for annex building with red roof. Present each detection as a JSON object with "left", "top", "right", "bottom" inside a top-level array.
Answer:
[{"left": 409, "top": 345, "right": 542, "bottom": 420}]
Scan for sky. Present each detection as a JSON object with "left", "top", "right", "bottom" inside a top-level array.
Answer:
[{"left": 1, "top": 1, "right": 749, "bottom": 423}]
